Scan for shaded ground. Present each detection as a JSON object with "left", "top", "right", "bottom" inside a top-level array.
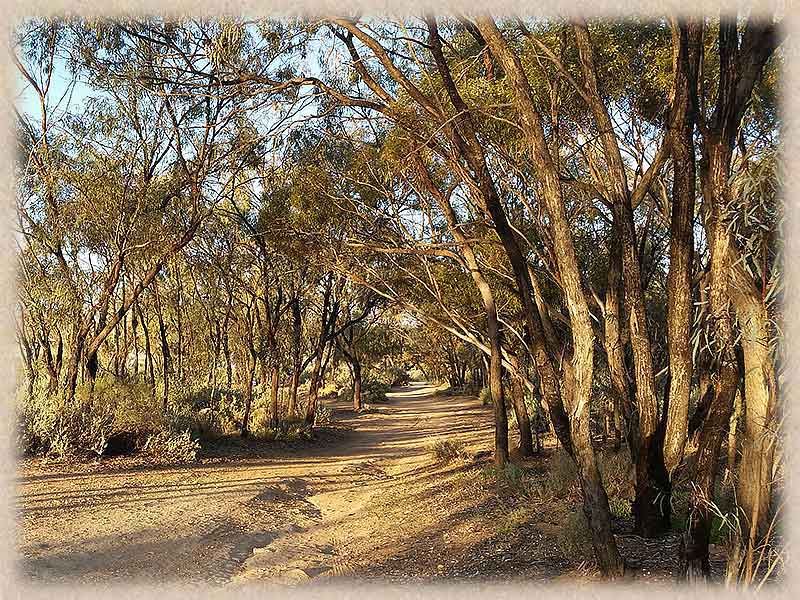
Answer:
[{"left": 16, "top": 382, "right": 735, "bottom": 587}]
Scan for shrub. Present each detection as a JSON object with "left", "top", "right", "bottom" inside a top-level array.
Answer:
[
  {"left": 497, "top": 506, "right": 535, "bottom": 538},
  {"left": 597, "top": 449, "right": 635, "bottom": 506},
  {"left": 142, "top": 429, "right": 200, "bottom": 463},
  {"left": 372, "top": 365, "right": 409, "bottom": 387},
  {"left": 387, "top": 367, "right": 410, "bottom": 386},
  {"left": 555, "top": 510, "right": 594, "bottom": 562},
  {"left": 315, "top": 404, "right": 333, "bottom": 426},
  {"left": 173, "top": 390, "right": 242, "bottom": 440},
  {"left": 482, "top": 462, "right": 538, "bottom": 500},
  {"left": 17, "top": 376, "right": 156, "bottom": 458},
  {"left": 479, "top": 385, "right": 492, "bottom": 406},
  {"left": 91, "top": 377, "right": 165, "bottom": 438},
  {"left": 342, "top": 379, "right": 391, "bottom": 404},
  {"left": 430, "top": 438, "right": 469, "bottom": 463},
  {"left": 18, "top": 376, "right": 206, "bottom": 462},
  {"left": 546, "top": 450, "right": 579, "bottom": 498},
  {"left": 319, "top": 381, "right": 340, "bottom": 399}
]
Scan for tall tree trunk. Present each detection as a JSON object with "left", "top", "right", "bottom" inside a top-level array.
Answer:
[
  {"left": 136, "top": 300, "right": 155, "bottom": 393},
  {"left": 304, "top": 349, "right": 324, "bottom": 426},
  {"left": 475, "top": 17, "right": 623, "bottom": 575},
  {"left": 685, "top": 19, "right": 780, "bottom": 579},
  {"left": 663, "top": 19, "right": 702, "bottom": 478},
  {"left": 727, "top": 256, "right": 778, "bottom": 576},
  {"left": 289, "top": 296, "right": 302, "bottom": 417},
  {"left": 288, "top": 369, "right": 300, "bottom": 419},
  {"left": 572, "top": 21, "right": 669, "bottom": 538},
  {"left": 269, "top": 361, "right": 280, "bottom": 429},
  {"left": 241, "top": 350, "right": 257, "bottom": 438},
  {"left": 685, "top": 142, "right": 741, "bottom": 580},
  {"left": 352, "top": 356, "right": 362, "bottom": 411},
  {"left": 604, "top": 223, "right": 637, "bottom": 456},
  {"left": 511, "top": 374, "right": 534, "bottom": 457},
  {"left": 154, "top": 282, "right": 171, "bottom": 410}
]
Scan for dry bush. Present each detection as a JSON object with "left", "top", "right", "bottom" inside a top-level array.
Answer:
[
  {"left": 555, "top": 510, "right": 594, "bottom": 562},
  {"left": 142, "top": 429, "right": 200, "bottom": 464},
  {"left": 430, "top": 438, "right": 469, "bottom": 463},
  {"left": 18, "top": 376, "right": 163, "bottom": 458},
  {"left": 314, "top": 404, "right": 333, "bottom": 426},
  {"left": 545, "top": 450, "right": 579, "bottom": 498},
  {"left": 478, "top": 386, "right": 492, "bottom": 406},
  {"left": 597, "top": 449, "right": 635, "bottom": 517}
]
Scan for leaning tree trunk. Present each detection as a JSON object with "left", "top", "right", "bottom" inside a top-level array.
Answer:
[{"left": 413, "top": 154, "right": 508, "bottom": 466}]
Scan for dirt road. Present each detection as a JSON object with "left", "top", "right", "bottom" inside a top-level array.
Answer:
[{"left": 16, "top": 383, "right": 496, "bottom": 586}]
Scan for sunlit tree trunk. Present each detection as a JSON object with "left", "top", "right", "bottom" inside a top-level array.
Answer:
[
  {"left": 663, "top": 20, "right": 702, "bottom": 479},
  {"left": 476, "top": 17, "right": 623, "bottom": 575}
]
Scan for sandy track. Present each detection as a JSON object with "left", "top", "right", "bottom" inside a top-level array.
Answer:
[{"left": 16, "top": 383, "right": 494, "bottom": 586}]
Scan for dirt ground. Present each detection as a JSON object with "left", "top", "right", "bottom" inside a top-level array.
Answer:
[{"left": 16, "top": 382, "right": 728, "bottom": 587}]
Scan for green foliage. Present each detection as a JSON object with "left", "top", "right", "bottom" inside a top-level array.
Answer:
[
  {"left": 18, "top": 377, "right": 160, "bottom": 458},
  {"left": 481, "top": 462, "right": 536, "bottom": 499},
  {"left": 89, "top": 377, "right": 165, "bottom": 439},
  {"left": 342, "top": 379, "right": 392, "bottom": 405},
  {"left": 254, "top": 419, "right": 313, "bottom": 442},
  {"left": 170, "top": 387, "right": 243, "bottom": 439}
]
